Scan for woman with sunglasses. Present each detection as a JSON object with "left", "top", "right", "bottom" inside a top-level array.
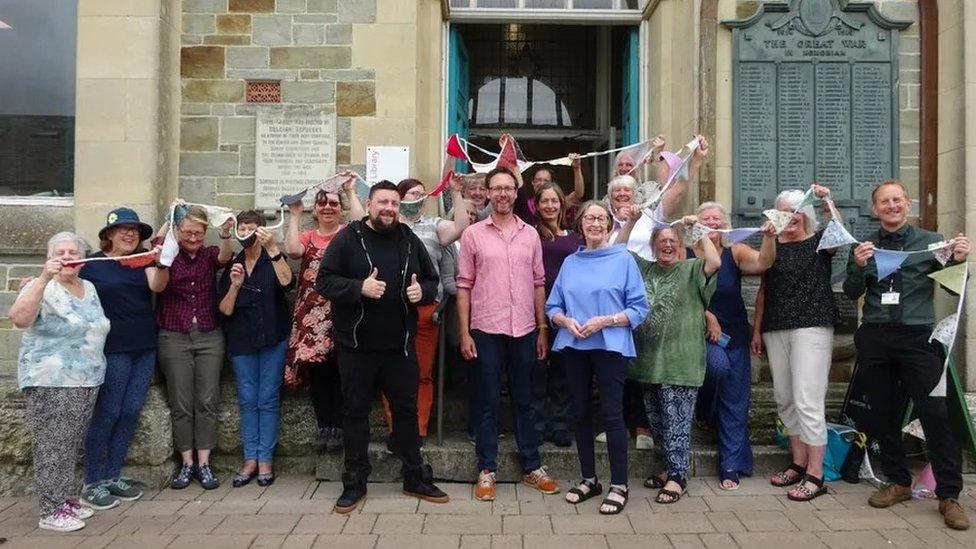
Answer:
[{"left": 284, "top": 176, "right": 363, "bottom": 454}]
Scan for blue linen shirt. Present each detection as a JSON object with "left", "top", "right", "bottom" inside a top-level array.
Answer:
[{"left": 546, "top": 244, "right": 650, "bottom": 358}]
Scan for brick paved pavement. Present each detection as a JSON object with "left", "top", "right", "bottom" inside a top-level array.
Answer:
[{"left": 1, "top": 475, "right": 976, "bottom": 548}]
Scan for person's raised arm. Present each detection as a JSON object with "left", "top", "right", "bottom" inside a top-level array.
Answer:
[
  {"left": 734, "top": 222, "right": 777, "bottom": 275},
  {"left": 256, "top": 227, "right": 292, "bottom": 287},
  {"left": 217, "top": 218, "right": 235, "bottom": 265},
  {"left": 660, "top": 135, "right": 709, "bottom": 219},
  {"left": 342, "top": 172, "right": 366, "bottom": 222},
  {"left": 612, "top": 205, "right": 641, "bottom": 246},
  {"left": 565, "top": 153, "right": 584, "bottom": 206},
  {"left": 285, "top": 201, "right": 305, "bottom": 260},
  {"left": 218, "top": 263, "right": 244, "bottom": 317},
  {"left": 435, "top": 175, "right": 471, "bottom": 246},
  {"left": 693, "top": 217, "right": 721, "bottom": 276},
  {"left": 8, "top": 262, "right": 58, "bottom": 329}
]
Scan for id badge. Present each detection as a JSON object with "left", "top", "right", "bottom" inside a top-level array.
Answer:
[{"left": 881, "top": 292, "right": 900, "bottom": 305}]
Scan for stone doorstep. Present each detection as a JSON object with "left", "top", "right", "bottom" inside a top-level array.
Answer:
[{"left": 310, "top": 437, "right": 794, "bottom": 483}]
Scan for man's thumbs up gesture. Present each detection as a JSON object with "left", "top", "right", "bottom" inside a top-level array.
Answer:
[
  {"left": 361, "top": 267, "right": 386, "bottom": 299},
  {"left": 406, "top": 273, "right": 422, "bottom": 304}
]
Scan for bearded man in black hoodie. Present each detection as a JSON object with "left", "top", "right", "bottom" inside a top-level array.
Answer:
[{"left": 316, "top": 180, "right": 448, "bottom": 513}]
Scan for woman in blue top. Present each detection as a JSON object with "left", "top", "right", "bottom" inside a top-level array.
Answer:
[
  {"left": 687, "top": 202, "right": 775, "bottom": 491},
  {"left": 80, "top": 207, "right": 167, "bottom": 510},
  {"left": 547, "top": 201, "right": 649, "bottom": 515},
  {"left": 218, "top": 210, "right": 294, "bottom": 487}
]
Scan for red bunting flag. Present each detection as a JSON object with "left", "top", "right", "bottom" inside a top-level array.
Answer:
[{"left": 445, "top": 133, "right": 469, "bottom": 162}]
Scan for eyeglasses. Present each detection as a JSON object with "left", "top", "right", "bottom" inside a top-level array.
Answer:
[
  {"left": 489, "top": 186, "right": 517, "bottom": 194},
  {"left": 582, "top": 215, "right": 609, "bottom": 224}
]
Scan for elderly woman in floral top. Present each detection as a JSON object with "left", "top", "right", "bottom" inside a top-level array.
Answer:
[
  {"left": 9, "top": 232, "right": 111, "bottom": 533},
  {"left": 284, "top": 175, "right": 363, "bottom": 453}
]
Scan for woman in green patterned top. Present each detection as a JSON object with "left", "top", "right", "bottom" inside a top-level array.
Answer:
[{"left": 617, "top": 214, "right": 720, "bottom": 504}]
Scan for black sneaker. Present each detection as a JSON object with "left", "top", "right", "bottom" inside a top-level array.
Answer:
[
  {"left": 403, "top": 466, "right": 449, "bottom": 504},
  {"left": 170, "top": 464, "right": 194, "bottom": 490},
  {"left": 326, "top": 428, "right": 344, "bottom": 453},
  {"left": 334, "top": 483, "right": 366, "bottom": 514},
  {"left": 194, "top": 464, "right": 220, "bottom": 490},
  {"left": 552, "top": 430, "right": 573, "bottom": 447}
]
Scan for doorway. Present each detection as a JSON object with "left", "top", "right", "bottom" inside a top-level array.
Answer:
[{"left": 448, "top": 23, "right": 640, "bottom": 199}]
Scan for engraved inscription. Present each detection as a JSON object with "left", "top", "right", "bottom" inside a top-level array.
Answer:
[
  {"left": 815, "top": 63, "right": 852, "bottom": 194},
  {"left": 777, "top": 63, "right": 815, "bottom": 190},
  {"left": 852, "top": 63, "right": 892, "bottom": 199},
  {"left": 736, "top": 63, "right": 777, "bottom": 210}
]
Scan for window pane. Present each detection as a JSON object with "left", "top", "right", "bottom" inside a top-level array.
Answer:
[
  {"left": 477, "top": 0, "right": 517, "bottom": 7},
  {"left": 524, "top": 0, "right": 565, "bottom": 7},
  {"left": 0, "top": 1, "right": 76, "bottom": 197},
  {"left": 573, "top": 0, "right": 613, "bottom": 8}
]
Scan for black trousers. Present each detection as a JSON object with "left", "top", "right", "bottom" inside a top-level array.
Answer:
[
  {"left": 338, "top": 346, "right": 423, "bottom": 481},
  {"left": 855, "top": 323, "right": 963, "bottom": 499},
  {"left": 310, "top": 358, "right": 343, "bottom": 430}
]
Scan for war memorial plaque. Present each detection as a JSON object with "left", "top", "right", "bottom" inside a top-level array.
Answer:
[
  {"left": 724, "top": 0, "right": 910, "bottom": 227},
  {"left": 254, "top": 112, "right": 336, "bottom": 210}
]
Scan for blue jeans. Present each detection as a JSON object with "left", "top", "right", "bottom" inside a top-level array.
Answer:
[
  {"left": 84, "top": 350, "right": 156, "bottom": 484},
  {"left": 471, "top": 330, "right": 541, "bottom": 473},
  {"left": 231, "top": 340, "right": 287, "bottom": 463}
]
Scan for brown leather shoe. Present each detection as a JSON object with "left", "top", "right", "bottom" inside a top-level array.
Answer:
[
  {"left": 868, "top": 483, "right": 912, "bottom": 508},
  {"left": 522, "top": 467, "right": 560, "bottom": 495},
  {"left": 474, "top": 469, "right": 496, "bottom": 501},
  {"left": 939, "top": 499, "right": 971, "bottom": 530}
]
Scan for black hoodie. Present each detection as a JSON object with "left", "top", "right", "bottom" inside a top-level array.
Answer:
[{"left": 316, "top": 219, "right": 438, "bottom": 353}]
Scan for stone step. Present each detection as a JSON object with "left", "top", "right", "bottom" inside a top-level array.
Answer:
[{"left": 312, "top": 436, "right": 794, "bottom": 482}]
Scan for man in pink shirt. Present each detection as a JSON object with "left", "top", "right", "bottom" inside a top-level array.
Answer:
[{"left": 457, "top": 166, "right": 560, "bottom": 502}]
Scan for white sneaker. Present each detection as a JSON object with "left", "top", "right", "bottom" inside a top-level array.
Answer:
[
  {"left": 595, "top": 432, "right": 607, "bottom": 443},
  {"left": 635, "top": 434, "right": 654, "bottom": 450},
  {"left": 65, "top": 498, "right": 95, "bottom": 519},
  {"left": 38, "top": 506, "right": 86, "bottom": 532}
]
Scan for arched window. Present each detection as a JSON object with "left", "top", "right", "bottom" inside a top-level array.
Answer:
[{"left": 470, "top": 77, "right": 573, "bottom": 126}]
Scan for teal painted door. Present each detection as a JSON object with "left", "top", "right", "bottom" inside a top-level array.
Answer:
[
  {"left": 448, "top": 25, "right": 470, "bottom": 172},
  {"left": 621, "top": 26, "right": 639, "bottom": 146}
]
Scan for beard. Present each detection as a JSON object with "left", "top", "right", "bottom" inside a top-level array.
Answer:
[{"left": 369, "top": 213, "right": 398, "bottom": 233}]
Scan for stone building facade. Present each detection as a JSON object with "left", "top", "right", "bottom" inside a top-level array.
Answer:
[{"left": 0, "top": 0, "right": 974, "bottom": 490}]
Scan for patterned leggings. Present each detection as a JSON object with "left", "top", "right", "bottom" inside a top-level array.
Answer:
[
  {"left": 644, "top": 384, "right": 698, "bottom": 482},
  {"left": 24, "top": 386, "right": 98, "bottom": 517}
]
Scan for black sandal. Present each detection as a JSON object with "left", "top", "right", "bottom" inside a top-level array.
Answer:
[
  {"left": 787, "top": 474, "right": 827, "bottom": 502},
  {"left": 770, "top": 463, "right": 806, "bottom": 487},
  {"left": 232, "top": 471, "right": 256, "bottom": 488},
  {"left": 599, "top": 486, "right": 628, "bottom": 515},
  {"left": 565, "top": 479, "right": 602, "bottom": 504},
  {"left": 643, "top": 472, "right": 667, "bottom": 489},
  {"left": 655, "top": 477, "right": 687, "bottom": 505}
]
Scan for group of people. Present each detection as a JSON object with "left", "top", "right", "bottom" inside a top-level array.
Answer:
[{"left": 10, "top": 133, "right": 972, "bottom": 532}]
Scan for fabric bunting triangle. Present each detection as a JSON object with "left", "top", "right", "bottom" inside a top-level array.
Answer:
[
  {"left": 683, "top": 222, "right": 712, "bottom": 247},
  {"left": 928, "top": 263, "right": 967, "bottom": 295},
  {"left": 721, "top": 227, "right": 761, "bottom": 244},
  {"left": 873, "top": 249, "right": 909, "bottom": 281},
  {"left": 817, "top": 219, "right": 859, "bottom": 251},
  {"left": 929, "top": 313, "right": 959, "bottom": 347},
  {"left": 793, "top": 188, "right": 820, "bottom": 212},
  {"left": 763, "top": 209, "right": 793, "bottom": 234},
  {"left": 445, "top": 133, "right": 469, "bottom": 162}
]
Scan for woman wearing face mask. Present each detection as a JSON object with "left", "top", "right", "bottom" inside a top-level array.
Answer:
[
  {"left": 9, "top": 232, "right": 111, "bottom": 532},
  {"left": 547, "top": 201, "right": 648, "bottom": 514},
  {"left": 220, "top": 210, "right": 294, "bottom": 487},
  {"left": 78, "top": 208, "right": 166, "bottom": 510},
  {"left": 751, "top": 184, "right": 836, "bottom": 502},
  {"left": 284, "top": 177, "right": 364, "bottom": 454},
  {"left": 686, "top": 203, "right": 776, "bottom": 490},
  {"left": 377, "top": 177, "right": 470, "bottom": 454},
  {"left": 533, "top": 184, "right": 583, "bottom": 448},
  {"left": 156, "top": 206, "right": 234, "bottom": 490},
  {"left": 617, "top": 214, "right": 721, "bottom": 504}
]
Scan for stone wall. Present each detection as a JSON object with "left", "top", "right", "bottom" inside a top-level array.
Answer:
[{"left": 179, "top": 0, "right": 378, "bottom": 209}]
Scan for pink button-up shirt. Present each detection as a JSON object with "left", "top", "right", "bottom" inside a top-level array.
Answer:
[{"left": 457, "top": 216, "right": 545, "bottom": 338}]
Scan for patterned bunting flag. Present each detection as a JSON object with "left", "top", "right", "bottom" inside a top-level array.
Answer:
[
  {"left": 793, "top": 188, "right": 820, "bottom": 212},
  {"left": 929, "top": 313, "right": 959, "bottom": 347},
  {"left": 932, "top": 246, "right": 953, "bottom": 266},
  {"left": 873, "top": 249, "right": 909, "bottom": 281},
  {"left": 683, "top": 222, "right": 712, "bottom": 247},
  {"left": 816, "top": 219, "right": 859, "bottom": 251},
  {"left": 763, "top": 209, "right": 794, "bottom": 234}
]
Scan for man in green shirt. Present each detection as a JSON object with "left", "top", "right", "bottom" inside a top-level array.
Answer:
[{"left": 843, "top": 180, "right": 971, "bottom": 530}]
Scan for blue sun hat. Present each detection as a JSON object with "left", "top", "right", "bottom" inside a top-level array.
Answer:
[{"left": 98, "top": 207, "right": 154, "bottom": 241}]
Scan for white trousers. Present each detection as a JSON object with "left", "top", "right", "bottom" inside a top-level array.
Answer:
[{"left": 763, "top": 326, "right": 833, "bottom": 446}]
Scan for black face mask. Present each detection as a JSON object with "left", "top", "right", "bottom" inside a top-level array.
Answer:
[{"left": 237, "top": 233, "right": 257, "bottom": 248}]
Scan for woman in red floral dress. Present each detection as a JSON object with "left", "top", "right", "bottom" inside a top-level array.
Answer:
[{"left": 284, "top": 176, "right": 363, "bottom": 453}]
